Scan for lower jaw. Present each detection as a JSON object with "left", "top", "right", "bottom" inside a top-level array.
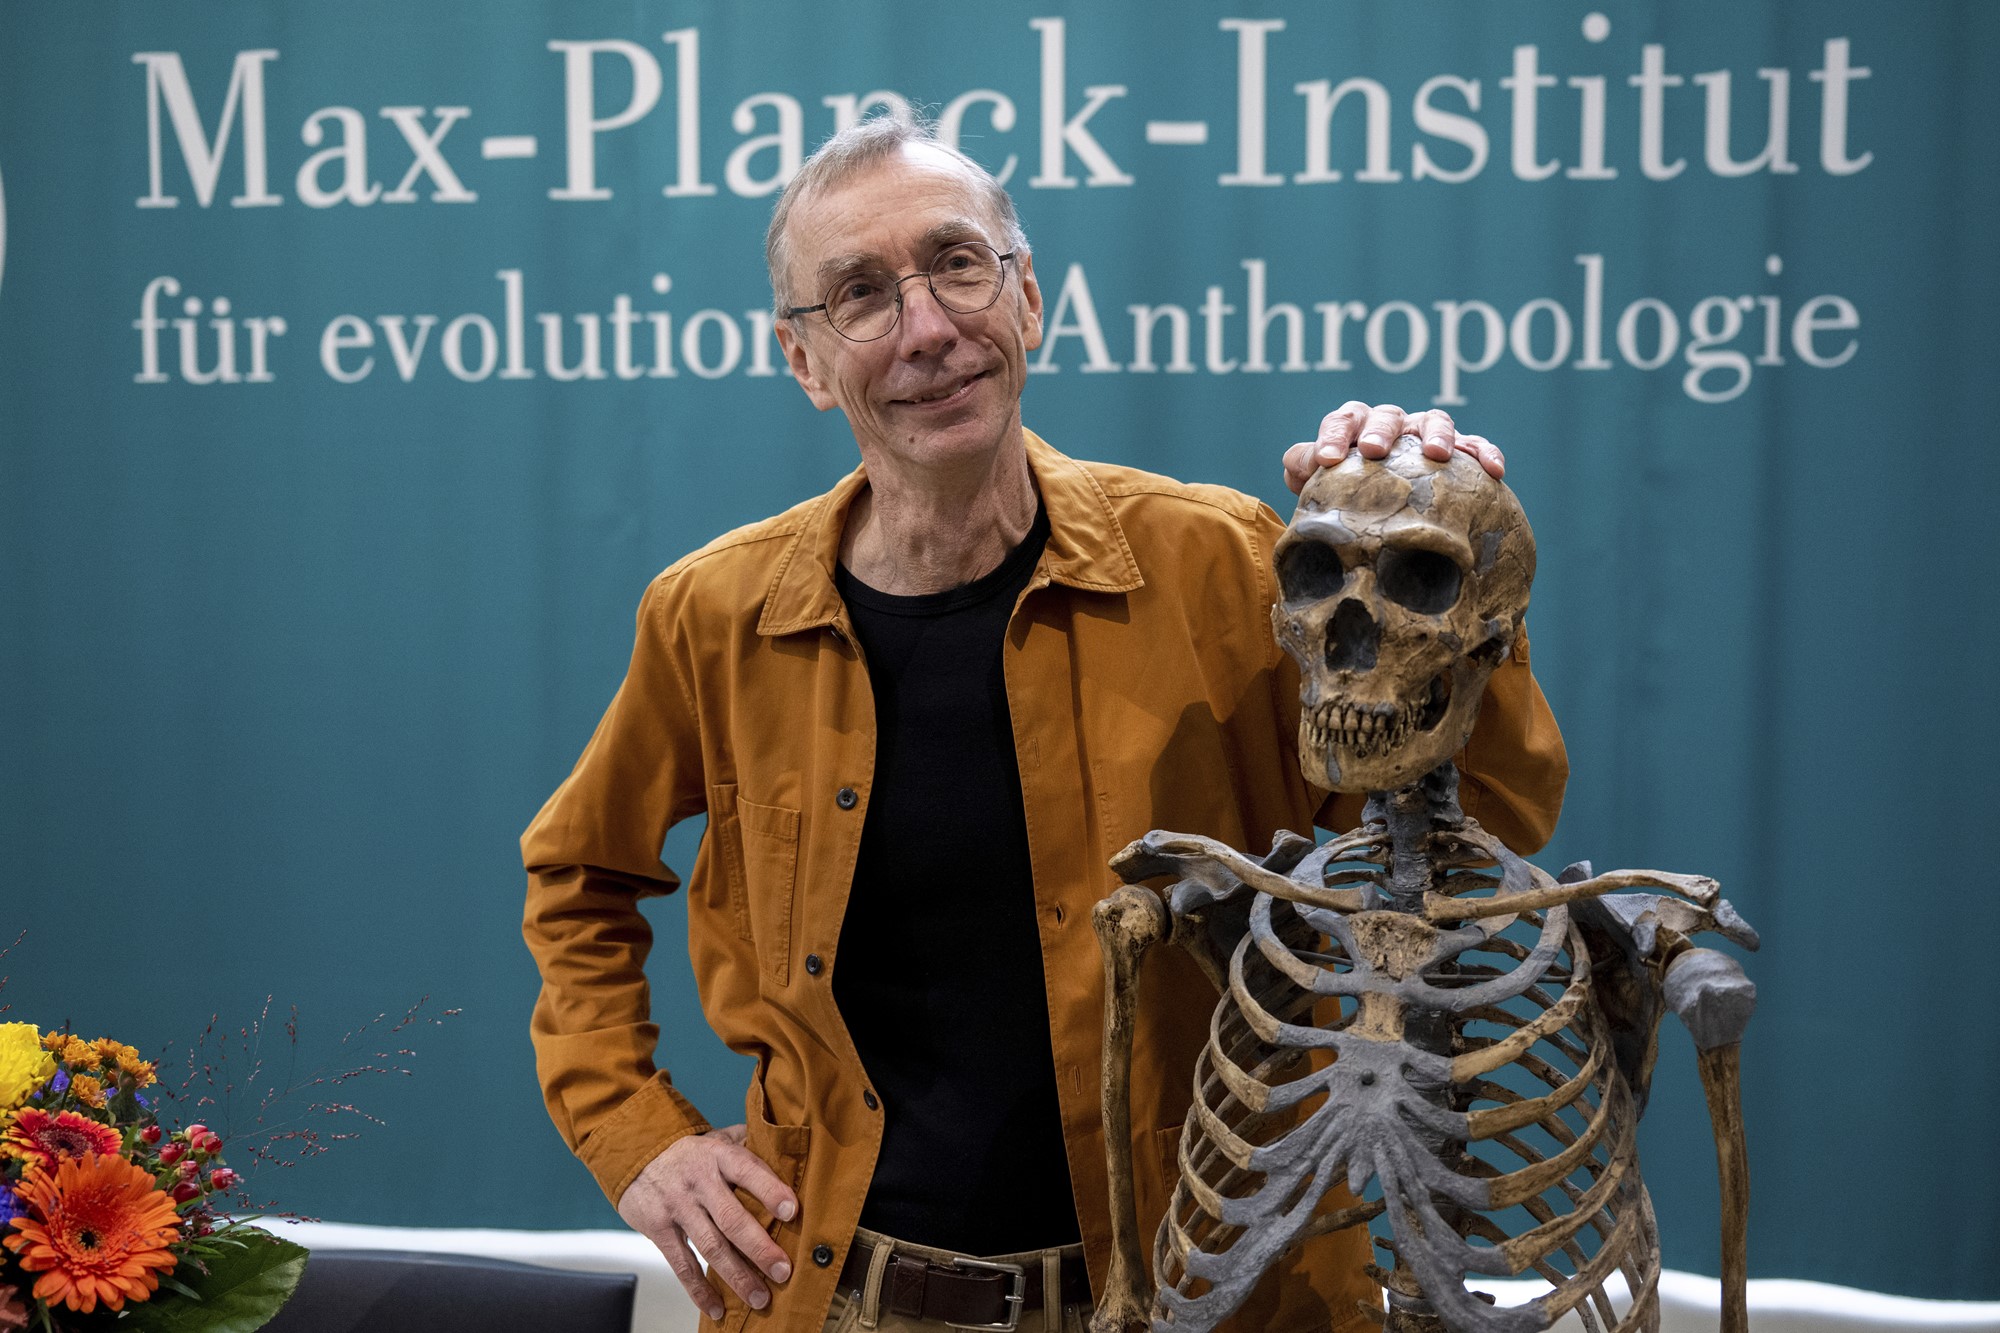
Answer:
[{"left": 1310, "top": 739, "right": 1457, "bottom": 794}]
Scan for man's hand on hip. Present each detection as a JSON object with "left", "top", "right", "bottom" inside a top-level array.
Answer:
[
  {"left": 1284, "top": 402, "right": 1507, "bottom": 495},
  {"left": 618, "top": 1124, "right": 799, "bottom": 1322}
]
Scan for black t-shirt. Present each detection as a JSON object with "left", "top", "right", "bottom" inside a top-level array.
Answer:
[{"left": 831, "top": 503, "right": 1082, "bottom": 1254}]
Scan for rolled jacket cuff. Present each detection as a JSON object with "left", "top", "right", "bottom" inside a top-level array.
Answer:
[{"left": 579, "top": 1072, "right": 714, "bottom": 1208}]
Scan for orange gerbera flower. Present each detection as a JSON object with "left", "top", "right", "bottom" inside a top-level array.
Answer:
[
  {"left": 1, "top": 1109, "right": 122, "bottom": 1172},
  {"left": 3, "top": 1153, "right": 181, "bottom": 1314}
]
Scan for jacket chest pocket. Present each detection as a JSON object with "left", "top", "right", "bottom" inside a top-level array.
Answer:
[{"left": 714, "top": 784, "right": 800, "bottom": 986}]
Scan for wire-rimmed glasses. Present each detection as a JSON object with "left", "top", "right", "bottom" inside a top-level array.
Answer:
[{"left": 785, "top": 241, "right": 1018, "bottom": 343}]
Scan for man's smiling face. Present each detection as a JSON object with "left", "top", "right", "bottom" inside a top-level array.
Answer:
[{"left": 775, "top": 144, "right": 1043, "bottom": 476}]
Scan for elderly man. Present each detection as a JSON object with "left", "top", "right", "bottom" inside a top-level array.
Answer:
[{"left": 522, "top": 115, "right": 1565, "bottom": 1333}]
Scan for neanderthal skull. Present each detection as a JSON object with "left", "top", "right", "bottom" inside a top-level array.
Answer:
[{"left": 1272, "top": 435, "right": 1535, "bottom": 793}]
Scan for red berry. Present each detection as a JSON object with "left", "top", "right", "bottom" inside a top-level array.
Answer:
[
  {"left": 209, "top": 1168, "right": 239, "bottom": 1191},
  {"left": 139, "top": 1125, "right": 163, "bottom": 1146},
  {"left": 171, "top": 1182, "right": 200, "bottom": 1204},
  {"left": 178, "top": 1159, "right": 200, "bottom": 1180},
  {"left": 159, "top": 1143, "right": 185, "bottom": 1165},
  {"left": 200, "top": 1134, "right": 223, "bottom": 1155},
  {"left": 185, "top": 1124, "right": 209, "bottom": 1140}
]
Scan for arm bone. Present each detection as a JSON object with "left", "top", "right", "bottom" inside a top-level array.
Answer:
[
  {"left": 1090, "top": 886, "right": 1171, "bottom": 1333},
  {"left": 1665, "top": 948, "right": 1756, "bottom": 1333}
]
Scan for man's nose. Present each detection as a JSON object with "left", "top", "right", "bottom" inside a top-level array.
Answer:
[{"left": 893, "top": 277, "right": 959, "bottom": 354}]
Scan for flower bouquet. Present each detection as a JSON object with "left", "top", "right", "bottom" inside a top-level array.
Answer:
[{"left": 0, "top": 1021, "right": 306, "bottom": 1332}]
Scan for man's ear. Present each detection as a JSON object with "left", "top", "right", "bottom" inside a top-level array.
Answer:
[
  {"left": 776, "top": 318, "right": 839, "bottom": 411},
  {"left": 1016, "top": 252, "right": 1045, "bottom": 352}
]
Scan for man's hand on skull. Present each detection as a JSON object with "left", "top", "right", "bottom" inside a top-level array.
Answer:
[
  {"left": 617, "top": 1124, "right": 798, "bottom": 1323},
  {"left": 1283, "top": 403, "right": 1506, "bottom": 496}
]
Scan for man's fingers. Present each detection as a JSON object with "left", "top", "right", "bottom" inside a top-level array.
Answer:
[
  {"left": 1407, "top": 408, "right": 1458, "bottom": 460},
  {"left": 654, "top": 1223, "right": 726, "bottom": 1323},
  {"left": 1295, "top": 402, "right": 1497, "bottom": 493},
  {"left": 706, "top": 1179, "right": 795, "bottom": 1284},
  {"left": 1314, "top": 402, "right": 1373, "bottom": 466},
  {"left": 719, "top": 1142, "right": 800, "bottom": 1228},
  {"left": 1459, "top": 434, "right": 1506, "bottom": 479},
  {"left": 712, "top": 1143, "right": 798, "bottom": 1282},
  {"left": 617, "top": 1130, "right": 794, "bottom": 1321},
  {"left": 684, "top": 1209, "right": 772, "bottom": 1311},
  {"left": 1283, "top": 441, "right": 1318, "bottom": 495},
  {"left": 1357, "top": 404, "right": 1406, "bottom": 458}
]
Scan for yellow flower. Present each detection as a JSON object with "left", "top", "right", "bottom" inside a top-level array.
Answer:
[
  {"left": 67, "top": 1076, "right": 107, "bottom": 1110},
  {"left": 115, "top": 1053, "right": 157, "bottom": 1089},
  {"left": 0, "top": 1024, "right": 56, "bottom": 1116},
  {"left": 91, "top": 1040, "right": 135, "bottom": 1067},
  {"left": 59, "top": 1039, "right": 95, "bottom": 1068},
  {"left": 39, "top": 1031, "right": 67, "bottom": 1054}
]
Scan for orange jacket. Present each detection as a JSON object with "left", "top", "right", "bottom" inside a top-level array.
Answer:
[{"left": 522, "top": 430, "right": 1568, "bottom": 1333}]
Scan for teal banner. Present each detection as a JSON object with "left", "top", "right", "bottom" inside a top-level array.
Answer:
[{"left": 4, "top": 1, "right": 1995, "bottom": 1298}]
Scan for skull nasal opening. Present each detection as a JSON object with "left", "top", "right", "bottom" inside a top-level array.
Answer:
[{"left": 1326, "top": 599, "right": 1379, "bottom": 672}]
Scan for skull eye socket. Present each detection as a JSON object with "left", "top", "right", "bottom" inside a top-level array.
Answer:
[
  {"left": 1377, "top": 547, "right": 1462, "bottom": 614},
  {"left": 1276, "top": 540, "right": 1346, "bottom": 604}
]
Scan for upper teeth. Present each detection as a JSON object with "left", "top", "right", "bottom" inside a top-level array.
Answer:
[
  {"left": 909, "top": 378, "right": 968, "bottom": 404},
  {"left": 1302, "top": 699, "right": 1427, "bottom": 757}
]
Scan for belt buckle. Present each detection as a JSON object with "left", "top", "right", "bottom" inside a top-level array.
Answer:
[{"left": 943, "top": 1256, "right": 1026, "bottom": 1332}]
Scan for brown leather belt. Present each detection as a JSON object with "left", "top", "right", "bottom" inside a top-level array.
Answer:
[{"left": 837, "top": 1239, "right": 1092, "bottom": 1329}]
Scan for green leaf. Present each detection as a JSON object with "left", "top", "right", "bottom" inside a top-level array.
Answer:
[
  {"left": 156, "top": 1275, "right": 206, "bottom": 1301},
  {"left": 119, "top": 1229, "right": 308, "bottom": 1333}
]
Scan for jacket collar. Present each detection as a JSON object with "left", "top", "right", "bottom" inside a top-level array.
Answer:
[{"left": 757, "top": 428, "right": 1144, "bottom": 637}]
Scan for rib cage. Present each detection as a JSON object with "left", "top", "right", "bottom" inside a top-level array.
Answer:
[{"left": 1149, "top": 823, "right": 1663, "bottom": 1333}]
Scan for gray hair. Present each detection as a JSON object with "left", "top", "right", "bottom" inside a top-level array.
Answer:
[{"left": 764, "top": 111, "right": 1029, "bottom": 318}]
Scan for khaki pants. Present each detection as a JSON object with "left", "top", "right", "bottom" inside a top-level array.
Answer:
[{"left": 820, "top": 1227, "right": 1090, "bottom": 1333}]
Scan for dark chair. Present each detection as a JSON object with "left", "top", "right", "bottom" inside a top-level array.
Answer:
[{"left": 261, "top": 1249, "right": 638, "bottom": 1333}]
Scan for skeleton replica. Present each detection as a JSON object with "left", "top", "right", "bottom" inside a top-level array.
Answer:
[{"left": 1091, "top": 437, "right": 1758, "bottom": 1333}]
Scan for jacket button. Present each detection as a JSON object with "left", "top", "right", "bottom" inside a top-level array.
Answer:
[
  {"left": 836, "top": 787, "right": 858, "bottom": 810},
  {"left": 805, "top": 953, "right": 824, "bottom": 976},
  {"left": 812, "top": 1243, "right": 835, "bottom": 1268},
  {"left": 863, "top": 1089, "right": 879, "bottom": 1111}
]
